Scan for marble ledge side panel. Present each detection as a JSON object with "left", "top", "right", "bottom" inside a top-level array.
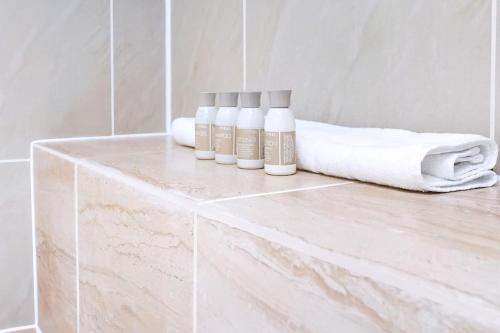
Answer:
[
  {"left": 198, "top": 183, "right": 500, "bottom": 307},
  {"left": 34, "top": 147, "right": 77, "bottom": 332},
  {"left": 78, "top": 166, "right": 194, "bottom": 332},
  {"left": 197, "top": 217, "right": 500, "bottom": 333}
]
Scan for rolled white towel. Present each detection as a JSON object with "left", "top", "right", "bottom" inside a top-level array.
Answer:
[
  {"left": 171, "top": 117, "right": 498, "bottom": 192},
  {"left": 171, "top": 117, "right": 195, "bottom": 147}
]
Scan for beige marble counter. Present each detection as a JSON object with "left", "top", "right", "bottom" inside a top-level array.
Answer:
[{"left": 33, "top": 134, "right": 500, "bottom": 333}]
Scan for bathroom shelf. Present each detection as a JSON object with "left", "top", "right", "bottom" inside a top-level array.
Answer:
[{"left": 33, "top": 134, "right": 500, "bottom": 332}]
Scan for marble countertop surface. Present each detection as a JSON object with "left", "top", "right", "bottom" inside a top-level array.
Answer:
[{"left": 36, "top": 135, "right": 345, "bottom": 202}]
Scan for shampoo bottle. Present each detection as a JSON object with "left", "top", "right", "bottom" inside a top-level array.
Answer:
[
  {"left": 264, "top": 90, "right": 296, "bottom": 175},
  {"left": 236, "top": 91, "right": 264, "bottom": 169},
  {"left": 195, "top": 92, "right": 217, "bottom": 159},
  {"left": 215, "top": 92, "right": 239, "bottom": 164}
]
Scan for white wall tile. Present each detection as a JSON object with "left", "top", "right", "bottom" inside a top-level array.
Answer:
[
  {"left": 0, "top": 0, "right": 111, "bottom": 160},
  {"left": 247, "top": 0, "right": 491, "bottom": 136},
  {"left": 172, "top": 0, "right": 243, "bottom": 120},
  {"left": 114, "top": 0, "right": 166, "bottom": 134},
  {"left": 0, "top": 163, "right": 33, "bottom": 329}
]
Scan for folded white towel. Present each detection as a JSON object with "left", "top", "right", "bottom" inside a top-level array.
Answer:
[{"left": 171, "top": 117, "right": 498, "bottom": 192}]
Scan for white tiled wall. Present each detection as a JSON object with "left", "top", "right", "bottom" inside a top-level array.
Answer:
[
  {"left": 0, "top": 0, "right": 166, "bottom": 330},
  {"left": 1, "top": 0, "right": 499, "bottom": 330},
  {"left": 172, "top": 0, "right": 243, "bottom": 119},
  {"left": 0, "top": 163, "right": 33, "bottom": 329},
  {"left": 172, "top": 0, "right": 499, "bottom": 172}
]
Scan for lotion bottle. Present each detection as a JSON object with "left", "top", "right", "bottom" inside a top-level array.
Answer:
[
  {"left": 236, "top": 92, "right": 264, "bottom": 169},
  {"left": 215, "top": 92, "right": 239, "bottom": 164},
  {"left": 264, "top": 90, "right": 296, "bottom": 175},
  {"left": 195, "top": 92, "right": 217, "bottom": 159}
]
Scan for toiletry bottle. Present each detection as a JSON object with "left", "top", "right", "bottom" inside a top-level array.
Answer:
[
  {"left": 264, "top": 90, "right": 296, "bottom": 175},
  {"left": 236, "top": 92, "right": 264, "bottom": 169},
  {"left": 215, "top": 92, "right": 239, "bottom": 164},
  {"left": 195, "top": 92, "right": 217, "bottom": 159}
]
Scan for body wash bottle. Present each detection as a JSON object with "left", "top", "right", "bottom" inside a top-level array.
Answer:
[
  {"left": 215, "top": 92, "right": 239, "bottom": 164},
  {"left": 264, "top": 90, "right": 296, "bottom": 175},
  {"left": 236, "top": 91, "right": 264, "bottom": 169},
  {"left": 195, "top": 92, "right": 217, "bottom": 159}
]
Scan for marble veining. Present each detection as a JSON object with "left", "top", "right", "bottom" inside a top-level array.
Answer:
[
  {"left": 78, "top": 166, "right": 193, "bottom": 332},
  {"left": 197, "top": 218, "right": 500, "bottom": 333},
  {"left": 34, "top": 148, "right": 77, "bottom": 332},
  {"left": 199, "top": 182, "right": 500, "bottom": 309}
]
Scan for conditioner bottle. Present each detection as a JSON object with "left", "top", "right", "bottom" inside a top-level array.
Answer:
[
  {"left": 195, "top": 92, "right": 217, "bottom": 159},
  {"left": 264, "top": 90, "right": 296, "bottom": 175},
  {"left": 215, "top": 92, "right": 239, "bottom": 164},
  {"left": 236, "top": 91, "right": 264, "bottom": 169}
]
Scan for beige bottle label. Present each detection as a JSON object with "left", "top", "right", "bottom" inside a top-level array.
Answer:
[
  {"left": 264, "top": 131, "right": 296, "bottom": 165},
  {"left": 237, "top": 129, "right": 264, "bottom": 160},
  {"left": 210, "top": 124, "right": 216, "bottom": 151},
  {"left": 215, "top": 125, "right": 236, "bottom": 155},
  {"left": 195, "top": 124, "right": 213, "bottom": 151}
]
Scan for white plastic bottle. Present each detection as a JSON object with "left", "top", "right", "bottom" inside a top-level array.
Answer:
[
  {"left": 264, "top": 90, "right": 296, "bottom": 175},
  {"left": 215, "top": 92, "right": 239, "bottom": 164},
  {"left": 195, "top": 92, "right": 217, "bottom": 159},
  {"left": 236, "top": 92, "right": 264, "bottom": 169}
]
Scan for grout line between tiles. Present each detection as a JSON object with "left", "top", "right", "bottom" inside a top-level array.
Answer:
[
  {"left": 8, "top": 132, "right": 166, "bottom": 161},
  {"left": 110, "top": 0, "right": 115, "bottom": 136},
  {"left": 165, "top": 0, "right": 172, "bottom": 134},
  {"left": 0, "top": 324, "right": 37, "bottom": 333},
  {"left": 199, "top": 181, "right": 354, "bottom": 205},
  {"left": 74, "top": 165, "right": 80, "bottom": 333},
  {"left": 36, "top": 326, "right": 42, "bottom": 333},
  {"left": 192, "top": 213, "right": 198, "bottom": 333},
  {"left": 0, "top": 159, "right": 30, "bottom": 164},
  {"left": 32, "top": 132, "right": 167, "bottom": 145},
  {"left": 242, "top": 0, "right": 246, "bottom": 91},
  {"left": 29, "top": 144, "right": 39, "bottom": 329},
  {"left": 491, "top": 0, "right": 497, "bottom": 140}
]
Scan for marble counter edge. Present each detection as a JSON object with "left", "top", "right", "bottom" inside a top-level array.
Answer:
[
  {"left": 32, "top": 139, "right": 353, "bottom": 208},
  {"left": 32, "top": 143, "right": 197, "bottom": 209}
]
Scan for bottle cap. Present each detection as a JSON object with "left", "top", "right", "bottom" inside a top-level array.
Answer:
[
  {"left": 199, "top": 92, "right": 216, "bottom": 106},
  {"left": 268, "top": 90, "right": 292, "bottom": 108},
  {"left": 216, "top": 92, "right": 238, "bottom": 107},
  {"left": 239, "top": 91, "right": 261, "bottom": 108}
]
